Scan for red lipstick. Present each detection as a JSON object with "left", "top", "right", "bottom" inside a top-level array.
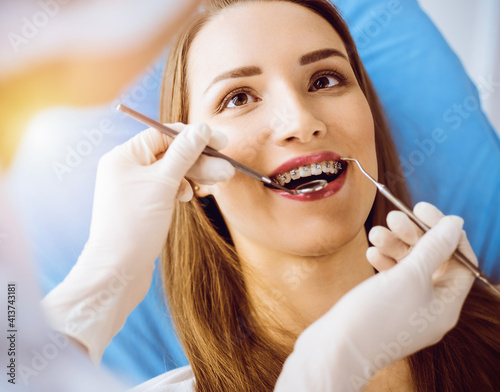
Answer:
[{"left": 267, "top": 151, "right": 347, "bottom": 201}]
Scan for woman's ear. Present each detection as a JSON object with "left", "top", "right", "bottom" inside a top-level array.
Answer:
[{"left": 192, "top": 182, "right": 213, "bottom": 198}]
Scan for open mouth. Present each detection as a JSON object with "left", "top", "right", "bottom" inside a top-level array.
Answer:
[{"left": 269, "top": 160, "right": 345, "bottom": 191}]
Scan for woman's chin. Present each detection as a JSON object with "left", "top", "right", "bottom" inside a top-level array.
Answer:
[{"left": 277, "top": 229, "right": 364, "bottom": 258}]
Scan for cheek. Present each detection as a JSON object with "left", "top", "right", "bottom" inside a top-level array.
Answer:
[
  {"left": 334, "top": 94, "right": 374, "bottom": 137},
  {"left": 321, "top": 93, "right": 376, "bottom": 161},
  {"left": 207, "top": 112, "right": 274, "bottom": 169}
]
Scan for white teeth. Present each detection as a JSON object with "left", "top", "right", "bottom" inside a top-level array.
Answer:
[
  {"left": 333, "top": 161, "right": 342, "bottom": 174},
  {"left": 298, "top": 165, "right": 312, "bottom": 177},
  {"left": 322, "top": 161, "right": 332, "bottom": 173},
  {"left": 311, "top": 163, "right": 322, "bottom": 175},
  {"left": 290, "top": 169, "right": 300, "bottom": 180},
  {"left": 273, "top": 160, "right": 343, "bottom": 183},
  {"left": 277, "top": 172, "right": 292, "bottom": 186}
]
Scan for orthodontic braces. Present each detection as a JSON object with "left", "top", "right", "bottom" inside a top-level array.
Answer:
[{"left": 273, "top": 160, "right": 344, "bottom": 186}]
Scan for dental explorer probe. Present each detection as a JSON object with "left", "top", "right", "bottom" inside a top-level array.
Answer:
[
  {"left": 342, "top": 157, "right": 500, "bottom": 297},
  {"left": 117, "top": 104, "right": 327, "bottom": 195}
]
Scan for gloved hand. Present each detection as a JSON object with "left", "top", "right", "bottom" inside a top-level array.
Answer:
[
  {"left": 275, "top": 202, "right": 476, "bottom": 391},
  {"left": 42, "top": 123, "right": 234, "bottom": 364}
]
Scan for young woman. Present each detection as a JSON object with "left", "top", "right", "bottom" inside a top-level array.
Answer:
[
  {"left": 158, "top": 1, "right": 500, "bottom": 391},
  {"left": 43, "top": 1, "right": 500, "bottom": 391}
]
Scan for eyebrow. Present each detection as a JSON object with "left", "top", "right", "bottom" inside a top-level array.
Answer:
[
  {"left": 204, "top": 48, "right": 348, "bottom": 94},
  {"left": 299, "top": 48, "right": 349, "bottom": 66},
  {"left": 205, "top": 66, "right": 262, "bottom": 93}
]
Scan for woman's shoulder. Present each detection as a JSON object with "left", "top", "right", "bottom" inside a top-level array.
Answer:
[{"left": 129, "top": 366, "right": 195, "bottom": 392}]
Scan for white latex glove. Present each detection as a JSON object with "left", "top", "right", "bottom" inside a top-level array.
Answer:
[
  {"left": 42, "top": 123, "right": 234, "bottom": 364},
  {"left": 275, "top": 202, "right": 475, "bottom": 392}
]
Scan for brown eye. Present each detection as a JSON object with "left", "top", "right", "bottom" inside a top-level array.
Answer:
[
  {"left": 217, "top": 88, "right": 260, "bottom": 113},
  {"left": 310, "top": 74, "right": 340, "bottom": 91},
  {"left": 229, "top": 93, "right": 249, "bottom": 107},
  {"left": 223, "top": 90, "right": 259, "bottom": 110}
]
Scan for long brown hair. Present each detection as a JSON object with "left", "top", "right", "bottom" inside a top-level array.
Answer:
[{"left": 160, "top": 1, "right": 500, "bottom": 391}]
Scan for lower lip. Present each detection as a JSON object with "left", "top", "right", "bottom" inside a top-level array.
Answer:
[{"left": 271, "top": 167, "right": 347, "bottom": 201}]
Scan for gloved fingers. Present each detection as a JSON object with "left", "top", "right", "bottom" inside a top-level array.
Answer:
[
  {"left": 185, "top": 154, "right": 235, "bottom": 185},
  {"left": 386, "top": 210, "right": 423, "bottom": 246},
  {"left": 413, "top": 202, "right": 477, "bottom": 268},
  {"left": 430, "top": 257, "right": 475, "bottom": 332},
  {"left": 368, "top": 225, "right": 411, "bottom": 262},
  {"left": 399, "top": 215, "right": 464, "bottom": 279},
  {"left": 413, "top": 202, "right": 445, "bottom": 227},
  {"left": 121, "top": 127, "right": 174, "bottom": 165},
  {"left": 166, "top": 124, "right": 233, "bottom": 185},
  {"left": 176, "top": 179, "right": 194, "bottom": 202},
  {"left": 206, "top": 127, "right": 230, "bottom": 151},
  {"left": 366, "top": 246, "right": 396, "bottom": 271},
  {"left": 155, "top": 123, "right": 233, "bottom": 186},
  {"left": 110, "top": 122, "right": 228, "bottom": 167}
]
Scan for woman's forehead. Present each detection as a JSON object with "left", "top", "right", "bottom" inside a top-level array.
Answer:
[{"left": 187, "top": 2, "right": 347, "bottom": 87}]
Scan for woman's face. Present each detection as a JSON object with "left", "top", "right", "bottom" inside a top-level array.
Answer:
[{"left": 187, "top": 2, "right": 377, "bottom": 258}]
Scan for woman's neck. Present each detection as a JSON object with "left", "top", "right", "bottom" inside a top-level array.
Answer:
[
  {"left": 235, "top": 228, "right": 415, "bottom": 391},
  {"left": 237, "top": 227, "right": 375, "bottom": 335}
]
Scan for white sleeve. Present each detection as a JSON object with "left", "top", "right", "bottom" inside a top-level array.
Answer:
[{"left": 0, "top": 182, "right": 125, "bottom": 392}]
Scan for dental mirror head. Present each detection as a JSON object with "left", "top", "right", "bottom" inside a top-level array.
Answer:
[
  {"left": 267, "top": 178, "right": 328, "bottom": 194},
  {"left": 293, "top": 179, "right": 328, "bottom": 194}
]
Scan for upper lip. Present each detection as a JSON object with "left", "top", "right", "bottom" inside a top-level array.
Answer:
[{"left": 268, "top": 151, "right": 343, "bottom": 178}]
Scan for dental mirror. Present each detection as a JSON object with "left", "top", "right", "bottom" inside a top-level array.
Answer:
[{"left": 292, "top": 179, "right": 328, "bottom": 194}]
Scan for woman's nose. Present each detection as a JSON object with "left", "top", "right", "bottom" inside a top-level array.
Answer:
[{"left": 269, "top": 92, "right": 327, "bottom": 147}]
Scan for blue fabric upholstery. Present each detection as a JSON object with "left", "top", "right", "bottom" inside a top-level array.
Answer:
[{"left": 6, "top": 0, "right": 499, "bottom": 385}]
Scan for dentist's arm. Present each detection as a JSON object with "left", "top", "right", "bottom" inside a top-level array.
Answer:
[
  {"left": 275, "top": 203, "right": 475, "bottom": 391},
  {"left": 42, "top": 123, "right": 234, "bottom": 364}
]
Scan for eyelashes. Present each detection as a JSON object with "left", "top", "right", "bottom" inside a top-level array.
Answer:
[
  {"left": 216, "top": 87, "right": 260, "bottom": 113},
  {"left": 215, "top": 69, "right": 348, "bottom": 114},
  {"left": 308, "top": 70, "right": 347, "bottom": 92}
]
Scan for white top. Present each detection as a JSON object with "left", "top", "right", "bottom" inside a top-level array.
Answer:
[{"left": 129, "top": 366, "right": 195, "bottom": 392}]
